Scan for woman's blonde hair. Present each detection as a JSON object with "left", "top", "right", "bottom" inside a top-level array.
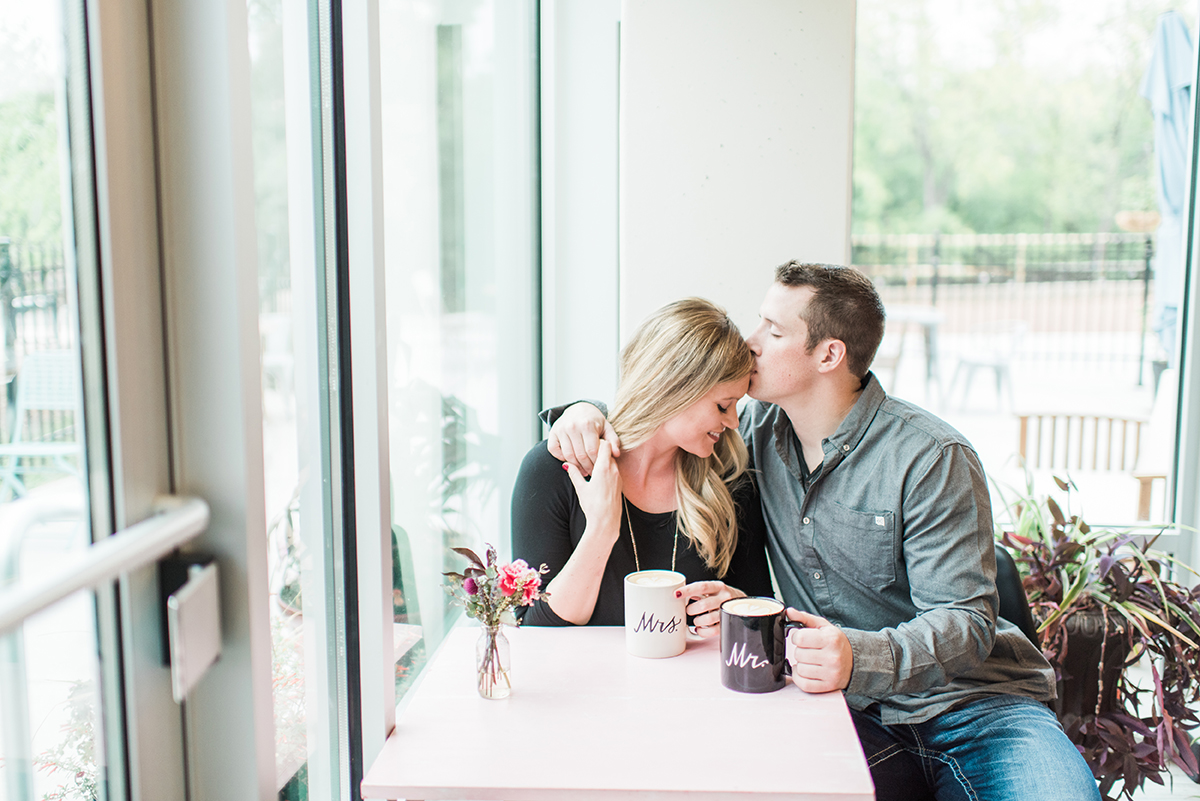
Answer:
[{"left": 609, "top": 298, "right": 754, "bottom": 577}]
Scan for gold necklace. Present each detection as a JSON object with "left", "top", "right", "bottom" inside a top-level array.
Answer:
[{"left": 623, "top": 495, "right": 678, "bottom": 572}]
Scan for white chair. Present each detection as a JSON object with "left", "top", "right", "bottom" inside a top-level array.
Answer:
[
  {"left": 944, "top": 320, "right": 1027, "bottom": 410},
  {"left": 872, "top": 321, "right": 907, "bottom": 393},
  {"left": 1016, "top": 411, "right": 1152, "bottom": 522},
  {"left": 0, "top": 350, "right": 82, "bottom": 499}
]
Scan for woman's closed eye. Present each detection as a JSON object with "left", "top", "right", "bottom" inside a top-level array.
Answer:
[{"left": 717, "top": 404, "right": 729, "bottom": 414}]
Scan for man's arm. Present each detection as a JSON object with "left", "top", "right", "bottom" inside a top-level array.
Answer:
[
  {"left": 548, "top": 397, "right": 756, "bottom": 475},
  {"left": 840, "top": 443, "right": 998, "bottom": 699},
  {"left": 543, "top": 401, "right": 618, "bottom": 476}
]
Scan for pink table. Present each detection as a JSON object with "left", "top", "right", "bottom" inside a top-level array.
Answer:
[{"left": 361, "top": 625, "right": 874, "bottom": 800}]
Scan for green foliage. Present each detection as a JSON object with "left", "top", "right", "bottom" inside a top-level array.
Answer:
[
  {"left": 33, "top": 680, "right": 100, "bottom": 801},
  {"left": 247, "top": 0, "right": 290, "bottom": 290},
  {"left": 271, "top": 610, "right": 306, "bottom": 786},
  {"left": 0, "top": 91, "right": 62, "bottom": 244},
  {"left": 996, "top": 476, "right": 1200, "bottom": 799},
  {"left": 854, "top": 0, "right": 1177, "bottom": 235}
]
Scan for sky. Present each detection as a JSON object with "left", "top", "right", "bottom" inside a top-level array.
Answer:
[
  {"left": 886, "top": 0, "right": 1198, "bottom": 77},
  {"left": 0, "top": 0, "right": 62, "bottom": 103}
]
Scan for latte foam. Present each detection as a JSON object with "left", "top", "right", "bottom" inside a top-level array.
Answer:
[
  {"left": 723, "top": 597, "right": 784, "bottom": 617},
  {"left": 626, "top": 570, "right": 684, "bottom": 587}
]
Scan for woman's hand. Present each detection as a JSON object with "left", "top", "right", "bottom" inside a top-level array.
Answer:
[
  {"left": 679, "top": 580, "right": 747, "bottom": 638},
  {"left": 547, "top": 439, "right": 623, "bottom": 625},
  {"left": 563, "top": 438, "right": 622, "bottom": 541}
]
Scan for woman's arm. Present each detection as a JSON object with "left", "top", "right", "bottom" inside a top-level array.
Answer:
[
  {"left": 510, "top": 440, "right": 623, "bottom": 625},
  {"left": 543, "top": 441, "right": 624, "bottom": 623}
]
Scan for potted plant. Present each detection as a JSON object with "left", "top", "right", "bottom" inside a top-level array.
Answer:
[{"left": 995, "top": 476, "right": 1200, "bottom": 801}]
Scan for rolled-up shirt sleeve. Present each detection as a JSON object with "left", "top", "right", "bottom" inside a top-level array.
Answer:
[
  {"left": 842, "top": 443, "right": 998, "bottom": 699},
  {"left": 538, "top": 400, "right": 608, "bottom": 429}
]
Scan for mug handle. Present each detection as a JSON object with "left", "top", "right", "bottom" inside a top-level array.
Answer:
[{"left": 781, "top": 619, "right": 805, "bottom": 677}]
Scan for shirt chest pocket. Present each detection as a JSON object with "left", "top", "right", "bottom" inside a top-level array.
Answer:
[{"left": 815, "top": 502, "right": 898, "bottom": 591}]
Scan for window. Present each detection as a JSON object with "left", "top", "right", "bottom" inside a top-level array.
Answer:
[
  {"left": 852, "top": 0, "right": 1196, "bottom": 543},
  {"left": 0, "top": 3, "right": 104, "bottom": 798},
  {"left": 378, "top": 0, "right": 540, "bottom": 700}
]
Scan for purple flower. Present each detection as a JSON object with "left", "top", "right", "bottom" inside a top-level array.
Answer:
[{"left": 464, "top": 577, "right": 478, "bottom": 595}]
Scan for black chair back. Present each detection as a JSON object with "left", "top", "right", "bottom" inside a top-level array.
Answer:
[{"left": 995, "top": 543, "right": 1039, "bottom": 645}]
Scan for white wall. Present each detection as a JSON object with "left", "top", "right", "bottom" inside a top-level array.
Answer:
[
  {"left": 619, "top": 0, "right": 857, "bottom": 339},
  {"left": 541, "top": 0, "right": 623, "bottom": 407}
]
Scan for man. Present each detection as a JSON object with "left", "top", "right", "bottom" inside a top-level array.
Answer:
[{"left": 548, "top": 262, "right": 1099, "bottom": 800}]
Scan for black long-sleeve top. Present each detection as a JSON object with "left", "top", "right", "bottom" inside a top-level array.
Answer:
[{"left": 511, "top": 441, "right": 774, "bottom": 626}]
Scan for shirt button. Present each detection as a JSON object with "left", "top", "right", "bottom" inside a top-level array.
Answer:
[
  {"left": 802, "top": 517, "right": 810, "bottom": 525},
  {"left": 813, "top": 572, "right": 822, "bottom": 580},
  {"left": 843, "top": 444, "right": 850, "bottom": 451}
]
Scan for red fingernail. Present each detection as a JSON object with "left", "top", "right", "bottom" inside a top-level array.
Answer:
[
  {"left": 675, "top": 591, "right": 682, "bottom": 598},
  {"left": 562, "top": 463, "right": 569, "bottom": 471}
]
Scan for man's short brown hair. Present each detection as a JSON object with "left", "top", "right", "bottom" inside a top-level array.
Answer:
[{"left": 774, "top": 261, "right": 885, "bottom": 379}]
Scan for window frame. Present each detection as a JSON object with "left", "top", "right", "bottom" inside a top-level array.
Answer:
[{"left": 1171, "top": 34, "right": 1200, "bottom": 574}]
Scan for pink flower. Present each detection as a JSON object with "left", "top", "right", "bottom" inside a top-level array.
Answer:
[
  {"left": 521, "top": 581, "right": 540, "bottom": 605},
  {"left": 463, "top": 577, "right": 478, "bottom": 595},
  {"left": 519, "top": 570, "right": 542, "bottom": 604},
  {"left": 498, "top": 560, "right": 527, "bottom": 597}
]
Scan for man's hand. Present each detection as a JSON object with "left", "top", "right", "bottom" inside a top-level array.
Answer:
[
  {"left": 786, "top": 609, "right": 853, "bottom": 693},
  {"left": 547, "top": 402, "right": 621, "bottom": 477}
]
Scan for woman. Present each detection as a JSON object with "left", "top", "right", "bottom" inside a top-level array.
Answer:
[{"left": 511, "top": 297, "right": 772, "bottom": 633}]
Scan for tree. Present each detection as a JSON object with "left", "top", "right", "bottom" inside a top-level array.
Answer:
[
  {"left": 853, "top": 0, "right": 1180, "bottom": 235},
  {"left": 0, "top": 91, "right": 62, "bottom": 244}
]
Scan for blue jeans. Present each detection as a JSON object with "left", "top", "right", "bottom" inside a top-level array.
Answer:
[{"left": 851, "top": 695, "right": 1100, "bottom": 801}]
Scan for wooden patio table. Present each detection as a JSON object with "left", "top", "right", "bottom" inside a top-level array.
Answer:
[{"left": 361, "top": 624, "right": 875, "bottom": 801}]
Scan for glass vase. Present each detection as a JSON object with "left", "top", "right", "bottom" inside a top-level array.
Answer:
[{"left": 475, "top": 624, "right": 511, "bottom": 699}]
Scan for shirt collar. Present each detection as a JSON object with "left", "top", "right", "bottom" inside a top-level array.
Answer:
[
  {"left": 770, "top": 371, "right": 886, "bottom": 475},
  {"left": 825, "top": 372, "right": 885, "bottom": 463}
]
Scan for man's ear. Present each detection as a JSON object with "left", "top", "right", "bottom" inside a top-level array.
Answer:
[{"left": 817, "top": 339, "right": 848, "bottom": 373}]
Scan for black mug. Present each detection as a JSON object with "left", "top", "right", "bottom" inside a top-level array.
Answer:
[{"left": 719, "top": 597, "right": 801, "bottom": 693}]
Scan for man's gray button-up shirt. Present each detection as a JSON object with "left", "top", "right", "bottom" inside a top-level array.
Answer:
[{"left": 740, "top": 373, "right": 1055, "bottom": 724}]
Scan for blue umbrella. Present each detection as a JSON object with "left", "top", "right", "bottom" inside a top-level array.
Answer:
[{"left": 1140, "top": 11, "right": 1194, "bottom": 366}]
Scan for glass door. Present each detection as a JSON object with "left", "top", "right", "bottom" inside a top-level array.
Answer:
[
  {"left": 0, "top": 1, "right": 135, "bottom": 799},
  {"left": 1, "top": 0, "right": 191, "bottom": 797}
]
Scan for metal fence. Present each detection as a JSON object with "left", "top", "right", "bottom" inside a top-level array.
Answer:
[
  {"left": 0, "top": 231, "right": 1165, "bottom": 369},
  {"left": 0, "top": 238, "right": 70, "bottom": 363},
  {"left": 851, "top": 232, "right": 1159, "bottom": 370},
  {"left": 1, "top": 239, "right": 75, "bottom": 490},
  {"left": 0, "top": 238, "right": 293, "bottom": 356},
  {"left": 1, "top": 238, "right": 295, "bottom": 493}
]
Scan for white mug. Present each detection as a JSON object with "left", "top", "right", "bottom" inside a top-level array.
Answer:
[{"left": 624, "top": 570, "right": 687, "bottom": 658}]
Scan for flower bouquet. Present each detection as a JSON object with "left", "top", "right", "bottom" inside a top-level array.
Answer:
[{"left": 444, "top": 544, "right": 549, "bottom": 699}]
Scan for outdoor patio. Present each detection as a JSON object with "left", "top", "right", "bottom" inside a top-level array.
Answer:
[{"left": 882, "top": 325, "right": 1168, "bottom": 527}]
